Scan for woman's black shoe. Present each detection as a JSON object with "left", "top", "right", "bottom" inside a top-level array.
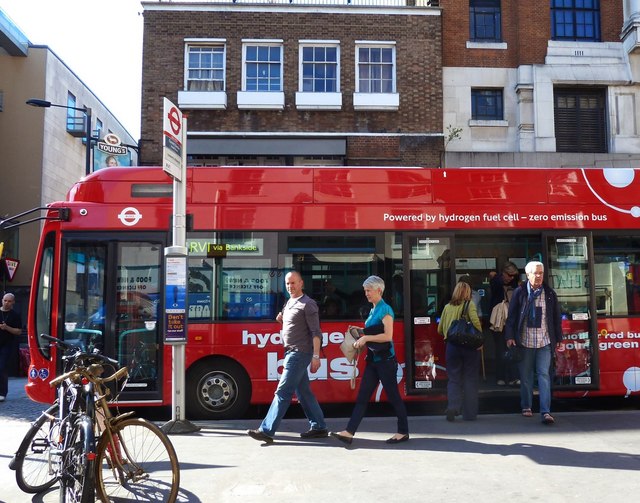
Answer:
[
  {"left": 330, "top": 432, "right": 353, "bottom": 445},
  {"left": 385, "top": 434, "right": 409, "bottom": 444}
]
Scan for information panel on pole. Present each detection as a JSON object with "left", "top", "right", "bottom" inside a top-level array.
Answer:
[
  {"left": 162, "top": 98, "right": 183, "bottom": 181},
  {"left": 164, "top": 254, "right": 187, "bottom": 343}
]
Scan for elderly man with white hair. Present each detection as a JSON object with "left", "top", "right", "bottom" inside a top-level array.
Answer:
[{"left": 504, "top": 262, "right": 563, "bottom": 425}]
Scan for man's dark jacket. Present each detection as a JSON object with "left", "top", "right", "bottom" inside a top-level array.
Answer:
[{"left": 504, "top": 283, "right": 563, "bottom": 347}]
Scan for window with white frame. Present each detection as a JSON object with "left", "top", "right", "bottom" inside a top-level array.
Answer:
[
  {"left": 296, "top": 42, "right": 342, "bottom": 110},
  {"left": 353, "top": 42, "right": 398, "bottom": 111},
  {"left": 179, "top": 41, "right": 227, "bottom": 109},
  {"left": 356, "top": 44, "right": 395, "bottom": 94},
  {"left": 187, "top": 45, "right": 225, "bottom": 92},
  {"left": 244, "top": 43, "right": 282, "bottom": 92},
  {"left": 300, "top": 44, "right": 339, "bottom": 93}
]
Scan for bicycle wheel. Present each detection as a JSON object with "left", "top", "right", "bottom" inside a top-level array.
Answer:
[
  {"left": 13, "top": 403, "right": 60, "bottom": 494},
  {"left": 60, "top": 414, "right": 96, "bottom": 503},
  {"left": 95, "top": 417, "right": 180, "bottom": 502}
]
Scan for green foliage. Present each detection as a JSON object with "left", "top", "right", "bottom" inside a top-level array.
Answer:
[{"left": 444, "top": 125, "right": 463, "bottom": 149}]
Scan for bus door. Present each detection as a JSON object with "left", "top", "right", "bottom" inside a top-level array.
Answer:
[
  {"left": 545, "top": 234, "right": 599, "bottom": 389},
  {"left": 404, "top": 234, "right": 453, "bottom": 393},
  {"left": 61, "top": 235, "right": 165, "bottom": 401}
]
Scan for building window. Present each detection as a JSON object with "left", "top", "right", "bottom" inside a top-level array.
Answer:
[
  {"left": 238, "top": 40, "right": 285, "bottom": 109},
  {"left": 66, "top": 92, "right": 83, "bottom": 133},
  {"left": 296, "top": 42, "right": 342, "bottom": 110},
  {"left": 353, "top": 43, "right": 398, "bottom": 110},
  {"left": 243, "top": 43, "right": 282, "bottom": 92},
  {"left": 300, "top": 44, "right": 339, "bottom": 93},
  {"left": 96, "top": 118, "right": 103, "bottom": 140},
  {"left": 179, "top": 40, "right": 227, "bottom": 109},
  {"left": 187, "top": 45, "right": 225, "bottom": 91},
  {"left": 470, "top": 0, "right": 502, "bottom": 42},
  {"left": 551, "top": 0, "right": 601, "bottom": 41},
  {"left": 471, "top": 88, "right": 504, "bottom": 120},
  {"left": 554, "top": 87, "right": 607, "bottom": 153},
  {"left": 356, "top": 45, "right": 395, "bottom": 93}
]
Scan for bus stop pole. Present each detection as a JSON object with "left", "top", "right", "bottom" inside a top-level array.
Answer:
[{"left": 162, "top": 116, "right": 199, "bottom": 434}]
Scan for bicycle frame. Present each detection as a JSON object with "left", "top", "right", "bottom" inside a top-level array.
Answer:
[{"left": 91, "top": 367, "right": 134, "bottom": 480}]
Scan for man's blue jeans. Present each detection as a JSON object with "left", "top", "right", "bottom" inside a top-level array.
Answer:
[
  {"left": 259, "top": 349, "right": 326, "bottom": 437},
  {"left": 518, "top": 344, "right": 552, "bottom": 416}
]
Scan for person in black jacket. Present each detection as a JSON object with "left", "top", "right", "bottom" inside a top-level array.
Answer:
[
  {"left": 0, "top": 293, "right": 22, "bottom": 402},
  {"left": 489, "top": 262, "right": 519, "bottom": 386},
  {"left": 504, "top": 261, "right": 563, "bottom": 425}
]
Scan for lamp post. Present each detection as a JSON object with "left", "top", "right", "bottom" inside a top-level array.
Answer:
[{"left": 26, "top": 98, "right": 93, "bottom": 176}]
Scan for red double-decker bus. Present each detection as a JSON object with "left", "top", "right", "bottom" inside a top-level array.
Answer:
[{"left": 26, "top": 166, "right": 640, "bottom": 418}]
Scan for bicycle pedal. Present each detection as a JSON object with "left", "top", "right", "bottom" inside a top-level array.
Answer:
[{"left": 31, "top": 438, "right": 50, "bottom": 454}]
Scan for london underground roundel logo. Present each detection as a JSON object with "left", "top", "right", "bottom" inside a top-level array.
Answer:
[
  {"left": 118, "top": 207, "right": 143, "bottom": 226},
  {"left": 168, "top": 107, "right": 182, "bottom": 136}
]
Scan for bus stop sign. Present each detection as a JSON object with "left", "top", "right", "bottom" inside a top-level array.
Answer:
[{"left": 162, "top": 98, "right": 183, "bottom": 181}]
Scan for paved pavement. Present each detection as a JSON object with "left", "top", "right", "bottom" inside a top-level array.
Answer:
[{"left": 1, "top": 377, "right": 640, "bottom": 502}]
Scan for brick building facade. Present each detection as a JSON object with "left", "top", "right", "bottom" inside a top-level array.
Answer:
[
  {"left": 141, "top": 1, "right": 640, "bottom": 170},
  {"left": 140, "top": 3, "right": 443, "bottom": 167}
]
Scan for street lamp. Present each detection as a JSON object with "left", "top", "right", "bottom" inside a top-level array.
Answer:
[{"left": 26, "top": 98, "right": 93, "bottom": 176}]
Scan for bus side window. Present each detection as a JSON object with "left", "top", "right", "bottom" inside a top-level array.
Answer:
[
  {"left": 593, "top": 235, "right": 640, "bottom": 316},
  {"left": 187, "top": 233, "right": 279, "bottom": 322}
]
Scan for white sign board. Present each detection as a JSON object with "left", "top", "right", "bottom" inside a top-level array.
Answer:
[{"left": 162, "top": 98, "right": 183, "bottom": 181}]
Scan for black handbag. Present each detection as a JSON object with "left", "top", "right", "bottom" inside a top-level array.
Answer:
[
  {"left": 363, "top": 323, "right": 390, "bottom": 353},
  {"left": 446, "top": 301, "right": 484, "bottom": 349},
  {"left": 504, "top": 345, "right": 524, "bottom": 363}
]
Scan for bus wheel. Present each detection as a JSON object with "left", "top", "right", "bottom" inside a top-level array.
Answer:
[{"left": 186, "top": 359, "right": 251, "bottom": 420}]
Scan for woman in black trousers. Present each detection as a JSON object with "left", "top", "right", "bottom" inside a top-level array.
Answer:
[{"left": 331, "top": 275, "right": 409, "bottom": 445}]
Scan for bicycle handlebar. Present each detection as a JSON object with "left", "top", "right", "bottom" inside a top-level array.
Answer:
[
  {"left": 40, "top": 333, "right": 120, "bottom": 367},
  {"left": 40, "top": 333, "right": 76, "bottom": 352},
  {"left": 50, "top": 364, "right": 129, "bottom": 389}
]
